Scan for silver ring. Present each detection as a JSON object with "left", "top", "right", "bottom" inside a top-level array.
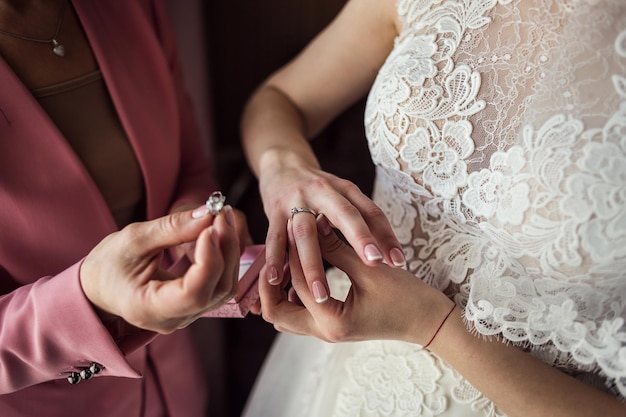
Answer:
[
  {"left": 290, "top": 207, "right": 318, "bottom": 219},
  {"left": 206, "top": 191, "right": 226, "bottom": 215}
]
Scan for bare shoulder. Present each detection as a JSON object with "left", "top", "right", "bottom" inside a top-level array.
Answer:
[
  {"left": 348, "top": 0, "right": 400, "bottom": 38},
  {"left": 377, "top": 0, "right": 402, "bottom": 36},
  {"left": 326, "top": 0, "right": 399, "bottom": 64}
]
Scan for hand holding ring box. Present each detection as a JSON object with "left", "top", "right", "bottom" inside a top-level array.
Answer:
[{"left": 168, "top": 244, "right": 265, "bottom": 318}]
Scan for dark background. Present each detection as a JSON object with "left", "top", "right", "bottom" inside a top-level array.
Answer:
[
  {"left": 204, "top": 0, "right": 375, "bottom": 243},
  {"left": 171, "top": 1, "right": 375, "bottom": 416}
]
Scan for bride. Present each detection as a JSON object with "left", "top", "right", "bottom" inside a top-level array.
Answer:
[{"left": 240, "top": 0, "right": 626, "bottom": 416}]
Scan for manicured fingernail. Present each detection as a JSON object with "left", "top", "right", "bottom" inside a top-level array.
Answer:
[
  {"left": 224, "top": 205, "right": 235, "bottom": 226},
  {"left": 312, "top": 281, "right": 329, "bottom": 303},
  {"left": 390, "top": 247, "right": 406, "bottom": 267},
  {"left": 192, "top": 205, "right": 210, "bottom": 218},
  {"left": 317, "top": 215, "right": 332, "bottom": 236},
  {"left": 364, "top": 244, "right": 383, "bottom": 262},
  {"left": 268, "top": 266, "right": 280, "bottom": 285}
]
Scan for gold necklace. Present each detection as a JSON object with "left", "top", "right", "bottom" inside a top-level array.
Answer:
[{"left": 0, "top": 0, "right": 69, "bottom": 57}]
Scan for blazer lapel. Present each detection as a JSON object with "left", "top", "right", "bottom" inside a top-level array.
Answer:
[
  {"left": 0, "top": 0, "right": 184, "bottom": 282},
  {"left": 0, "top": 59, "right": 118, "bottom": 281}
]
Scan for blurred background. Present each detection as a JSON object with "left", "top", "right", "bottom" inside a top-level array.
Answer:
[{"left": 166, "top": 1, "right": 374, "bottom": 416}]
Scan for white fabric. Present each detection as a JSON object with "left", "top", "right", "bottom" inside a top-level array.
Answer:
[{"left": 244, "top": 1, "right": 626, "bottom": 416}]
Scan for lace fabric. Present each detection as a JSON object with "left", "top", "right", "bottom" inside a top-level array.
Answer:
[
  {"left": 366, "top": 0, "right": 626, "bottom": 400},
  {"left": 242, "top": 2, "right": 626, "bottom": 416},
  {"left": 318, "top": 270, "right": 507, "bottom": 417}
]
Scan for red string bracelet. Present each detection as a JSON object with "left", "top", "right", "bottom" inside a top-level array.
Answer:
[{"left": 423, "top": 303, "right": 457, "bottom": 350}]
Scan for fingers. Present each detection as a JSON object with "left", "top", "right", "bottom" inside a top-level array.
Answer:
[
  {"left": 181, "top": 206, "right": 240, "bottom": 309},
  {"left": 322, "top": 180, "right": 406, "bottom": 268},
  {"left": 125, "top": 203, "right": 218, "bottom": 260},
  {"left": 263, "top": 211, "right": 289, "bottom": 285},
  {"left": 280, "top": 221, "right": 346, "bottom": 338},
  {"left": 289, "top": 214, "right": 329, "bottom": 304},
  {"left": 284, "top": 177, "right": 405, "bottom": 274},
  {"left": 258, "top": 255, "right": 323, "bottom": 338},
  {"left": 315, "top": 215, "right": 362, "bottom": 274},
  {"left": 260, "top": 167, "right": 404, "bottom": 302},
  {"left": 207, "top": 206, "right": 241, "bottom": 300},
  {"left": 258, "top": 264, "right": 287, "bottom": 317},
  {"left": 133, "top": 206, "right": 241, "bottom": 331},
  {"left": 146, "top": 227, "right": 225, "bottom": 322},
  {"left": 258, "top": 215, "right": 363, "bottom": 341},
  {"left": 82, "top": 202, "right": 245, "bottom": 334}
]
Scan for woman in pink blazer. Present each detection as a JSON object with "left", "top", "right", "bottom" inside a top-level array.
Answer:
[{"left": 0, "top": 1, "right": 247, "bottom": 415}]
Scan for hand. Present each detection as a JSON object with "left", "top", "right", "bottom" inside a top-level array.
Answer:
[
  {"left": 258, "top": 153, "right": 406, "bottom": 306},
  {"left": 80, "top": 205, "right": 241, "bottom": 334},
  {"left": 260, "top": 215, "right": 454, "bottom": 345},
  {"left": 169, "top": 203, "right": 252, "bottom": 261}
]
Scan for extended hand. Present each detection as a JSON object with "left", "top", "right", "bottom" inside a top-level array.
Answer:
[
  {"left": 259, "top": 155, "right": 406, "bottom": 305},
  {"left": 80, "top": 205, "right": 240, "bottom": 334}
]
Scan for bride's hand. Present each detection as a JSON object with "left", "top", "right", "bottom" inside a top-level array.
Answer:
[
  {"left": 259, "top": 153, "right": 406, "bottom": 306},
  {"left": 259, "top": 214, "right": 453, "bottom": 345}
]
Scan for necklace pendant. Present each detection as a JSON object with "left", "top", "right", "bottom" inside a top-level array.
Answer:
[{"left": 52, "top": 39, "right": 65, "bottom": 57}]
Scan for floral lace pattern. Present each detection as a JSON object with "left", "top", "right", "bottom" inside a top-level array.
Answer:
[
  {"left": 338, "top": 0, "right": 626, "bottom": 414},
  {"left": 331, "top": 340, "right": 506, "bottom": 417}
]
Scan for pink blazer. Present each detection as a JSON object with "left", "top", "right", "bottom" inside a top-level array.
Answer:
[{"left": 0, "top": 1, "right": 217, "bottom": 415}]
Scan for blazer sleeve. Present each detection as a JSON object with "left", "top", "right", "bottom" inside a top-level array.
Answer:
[{"left": 0, "top": 261, "right": 155, "bottom": 394}]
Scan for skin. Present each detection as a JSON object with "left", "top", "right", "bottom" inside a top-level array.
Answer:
[
  {"left": 242, "top": 0, "right": 626, "bottom": 415},
  {"left": 0, "top": 0, "right": 253, "bottom": 334},
  {"left": 241, "top": 0, "right": 406, "bottom": 302},
  {"left": 81, "top": 205, "right": 242, "bottom": 334},
  {"left": 0, "top": 0, "right": 98, "bottom": 89},
  {"left": 170, "top": 202, "right": 252, "bottom": 262},
  {"left": 260, "top": 216, "right": 626, "bottom": 417}
]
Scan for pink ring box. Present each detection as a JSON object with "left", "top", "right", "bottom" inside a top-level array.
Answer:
[{"left": 203, "top": 244, "right": 265, "bottom": 318}]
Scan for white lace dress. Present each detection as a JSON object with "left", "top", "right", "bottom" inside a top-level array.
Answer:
[{"left": 243, "top": 1, "right": 626, "bottom": 416}]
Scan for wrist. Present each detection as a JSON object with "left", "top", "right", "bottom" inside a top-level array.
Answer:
[
  {"left": 423, "top": 303, "right": 457, "bottom": 349},
  {"left": 258, "top": 146, "right": 321, "bottom": 179},
  {"left": 426, "top": 305, "right": 478, "bottom": 357},
  {"left": 403, "top": 286, "right": 457, "bottom": 347}
]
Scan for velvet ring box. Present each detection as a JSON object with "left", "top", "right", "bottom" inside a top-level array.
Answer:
[{"left": 203, "top": 244, "right": 265, "bottom": 318}]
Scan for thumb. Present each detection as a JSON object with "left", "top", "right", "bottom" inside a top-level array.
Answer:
[{"left": 126, "top": 205, "right": 215, "bottom": 257}]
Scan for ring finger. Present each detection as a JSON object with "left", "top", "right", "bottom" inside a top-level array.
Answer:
[{"left": 288, "top": 210, "right": 329, "bottom": 304}]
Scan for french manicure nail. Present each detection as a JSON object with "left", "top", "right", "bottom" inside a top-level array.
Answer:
[
  {"left": 312, "top": 281, "right": 329, "bottom": 303},
  {"left": 364, "top": 244, "right": 383, "bottom": 262},
  {"left": 390, "top": 247, "right": 407, "bottom": 268},
  {"left": 192, "top": 205, "right": 210, "bottom": 219}
]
